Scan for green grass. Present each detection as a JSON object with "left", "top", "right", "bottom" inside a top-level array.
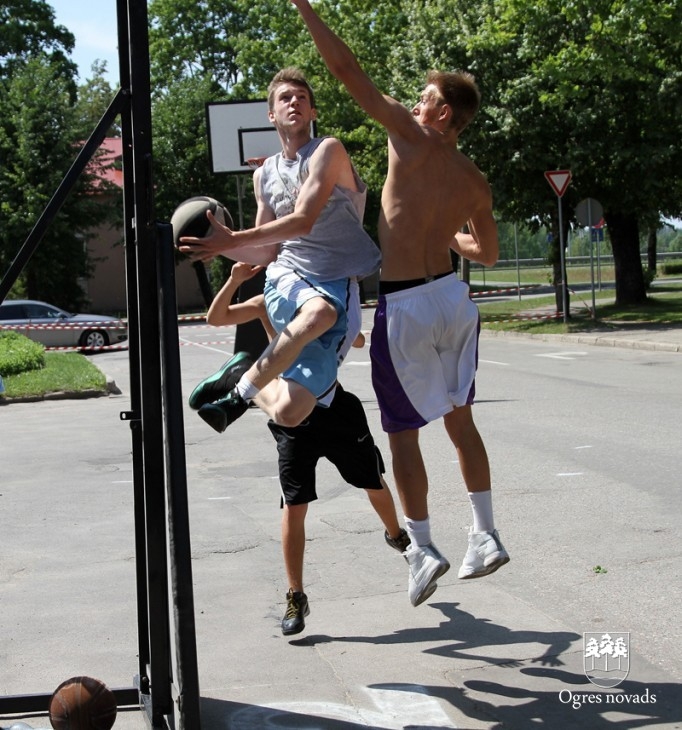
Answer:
[
  {"left": 470, "top": 263, "right": 618, "bottom": 287},
  {"left": 1, "top": 352, "right": 107, "bottom": 399},
  {"left": 469, "top": 260, "right": 682, "bottom": 287},
  {"left": 478, "top": 282, "right": 682, "bottom": 335}
]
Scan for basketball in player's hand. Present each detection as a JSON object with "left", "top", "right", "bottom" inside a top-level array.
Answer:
[{"left": 170, "top": 196, "right": 234, "bottom": 247}]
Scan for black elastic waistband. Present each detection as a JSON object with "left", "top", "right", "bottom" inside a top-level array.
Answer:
[{"left": 379, "top": 271, "right": 453, "bottom": 295}]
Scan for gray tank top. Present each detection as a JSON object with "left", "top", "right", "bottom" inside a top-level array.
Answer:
[{"left": 260, "top": 137, "right": 380, "bottom": 281}]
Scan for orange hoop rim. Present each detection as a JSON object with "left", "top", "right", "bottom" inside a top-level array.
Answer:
[{"left": 245, "top": 156, "right": 267, "bottom": 169}]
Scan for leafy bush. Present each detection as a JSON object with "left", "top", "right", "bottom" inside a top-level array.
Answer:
[
  {"left": 0, "top": 331, "right": 45, "bottom": 376},
  {"left": 660, "top": 260, "right": 682, "bottom": 276}
]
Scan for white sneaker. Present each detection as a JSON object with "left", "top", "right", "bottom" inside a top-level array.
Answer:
[
  {"left": 458, "top": 528, "right": 510, "bottom": 579},
  {"left": 404, "top": 543, "right": 450, "bottom": 606}
]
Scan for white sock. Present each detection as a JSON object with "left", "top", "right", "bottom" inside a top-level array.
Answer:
[
  {"left": 468, "top": 490, "right": 495, "bottom": 533},
  {"left": 235, "top": 375, "right": 259, "bottom": 402},
  {"left": 404, "top": 516, "right": 431, "bottom": 547}
]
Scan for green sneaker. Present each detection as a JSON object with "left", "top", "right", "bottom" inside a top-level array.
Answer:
[
  {"left": 188, "top": 351, "right": 253, "bottom": 410},
  {"left": 197, "top": 388, "right": 249, "bottom": 433}
]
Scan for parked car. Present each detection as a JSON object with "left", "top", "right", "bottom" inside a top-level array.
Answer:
[{"left": 0, "top": 299, "right": 128, "bottom": 350}]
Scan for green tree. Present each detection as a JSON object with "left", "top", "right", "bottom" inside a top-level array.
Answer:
[
  {"left": 74, "top": 60, "right": 121, "bottom": 139},
  {"left": 0, "top": 58, "right": 107, "bottom": 308},
  {"left": 395, "top": 0, "right": 682, "bottom": 306},
  {"left": 0, "top": 0, "right": 76, "bottom": 78},
  {"left": 0, "top": 4, "right": 123, "bottom": 310},
  {"left": 148, "top": 0, "right": 302, "bottom": 94},
  {"left": 148, "top": 0, "right": 682, "bottom": 310}
]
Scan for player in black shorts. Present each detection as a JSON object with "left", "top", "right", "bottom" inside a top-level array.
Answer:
[
  {"left": 189, "top": 262, "right": 409, "bottom": 636},
  {"left": 269, "top": 383, "right": 409, "bottom": 635}
]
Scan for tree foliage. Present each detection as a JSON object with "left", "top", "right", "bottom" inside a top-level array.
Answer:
[
  {"left": 0, "top": 59, "right": 108, "bottom": 308},
  {"left": 148, "top": 0, "right": 302, "bottom": 94},
  {"left": 145, "top": 0, "right": 681, "bottom": 307},
  {"left": 390, "top": 0, "right": 682, "bottom": 304},
  {"left": 0, "top": 2, "right": 117, "bottom": 310},
  {"left": 73, "top": 61, "right": 121, "bottom": 139},
  {"left": 3, "top": 0, "right": 680, "bottom": 310},
  {"left": 0, "top": 0, "right": 76, "bottom": 78}
]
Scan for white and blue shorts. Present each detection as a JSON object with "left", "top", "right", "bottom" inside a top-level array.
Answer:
[{"left": 264, "top": 264, "right": 360, "bottom": 403}]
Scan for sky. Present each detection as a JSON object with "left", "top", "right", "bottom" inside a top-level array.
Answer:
[{"left": 47, "top": 0, "right": 120, "bottom": 84}]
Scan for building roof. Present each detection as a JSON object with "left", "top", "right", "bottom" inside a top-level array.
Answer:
[{"left": 88, "top": 137, "right": 123, "bottom": 189}]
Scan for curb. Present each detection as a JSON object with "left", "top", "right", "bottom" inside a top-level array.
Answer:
[
  {"left": 0, "top": 378, "right": 120, "bottom": 404},
  {"left": 480, "top": 328, "right": 682, "bottom": 353}
]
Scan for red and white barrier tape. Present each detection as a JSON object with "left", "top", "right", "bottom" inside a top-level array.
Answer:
[
  {"left": 0, "top": 322, "right": 127, "bottom": 332},
  {"left": 470, "top": 285, "right": 540, "bottom": 298},
  {"left": 482, "top": 313, "right": 563, "bottom": 324},
  {"left": 43, "top": 343, "right": 130, "bottom": 352}
]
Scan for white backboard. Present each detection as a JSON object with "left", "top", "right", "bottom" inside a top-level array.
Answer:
[{"left": 206, "top": 100, "right": 280, "bottom": 174}]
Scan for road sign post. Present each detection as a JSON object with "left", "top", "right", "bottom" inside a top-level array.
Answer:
[
  {"left": 544, "top": 170, "right": 572, "bottom": 322},
  {"left": 576, "top": 197, "right": 604, "bottom": 318}
]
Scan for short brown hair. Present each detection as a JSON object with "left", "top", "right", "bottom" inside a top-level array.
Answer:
[
  {"left": 426, "top": 70, "right": 480, "bottom": 133},
  {"left": 267, "top": 67, "right": 316, "bottom": 111}
]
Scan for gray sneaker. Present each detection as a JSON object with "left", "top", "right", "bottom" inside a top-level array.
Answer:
[
  {"left": 384, "top": 528, "right": 411, "bottom": 553},
  {"left": 458, "top": 528, "right": 510, "bottom": 579},
  {"left": 404, "top": 543, "right": 450, "bottom": 606},
  {"left": 281, "top": 589, "right": 310, "bottom": 636}
]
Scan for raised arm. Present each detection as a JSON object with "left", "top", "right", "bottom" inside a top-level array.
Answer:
[
  {"left": 290, "top": 0, "right": 414, "bottom": 135},
  {"left": 206, "top": 262, "right": 275, "bottom": 339}
]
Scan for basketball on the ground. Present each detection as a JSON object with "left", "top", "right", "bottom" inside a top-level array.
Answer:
[
  {"left": 48, "top": 676, "right": 117, "bottom": 730},
  {"left": 170, "top": 196, "right": 233, "bottom": 247}
]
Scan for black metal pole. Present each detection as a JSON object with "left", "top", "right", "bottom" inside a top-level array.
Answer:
[
  {"left": 116, "top": 0, "right": 151, "bottom": 701},
  {"left": 157, "top": 223, "right": 202, "bottom": 729},
  {"left": 0, "top": 0, "right": 202, "bottom": 724},
  {"left": 125, "top": 0, "right": 174, "bottom": 724}
]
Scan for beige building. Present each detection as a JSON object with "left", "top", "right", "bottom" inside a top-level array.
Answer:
[{"left": 83, "top": 138, "right": 206, "bottom": 315}]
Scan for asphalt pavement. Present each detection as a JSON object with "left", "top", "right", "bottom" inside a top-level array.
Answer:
[{"left": 1, "top": 313, "right": 680, "bottom": 730}]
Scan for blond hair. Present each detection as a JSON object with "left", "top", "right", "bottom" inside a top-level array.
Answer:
[{"left": 426, "top": 70, "right": 480, "bottom": 133}]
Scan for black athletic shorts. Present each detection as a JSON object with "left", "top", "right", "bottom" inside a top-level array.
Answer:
[{"left": 267, "top": 385, "right": 385, "bottom": 506}]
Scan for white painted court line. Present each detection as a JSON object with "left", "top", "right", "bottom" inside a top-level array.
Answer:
[
  {"left": 178, "top": 335, "right": 233, "bottom": 355},
  {"left": 536, "top": 351, "right": 588, "bottom": 360}
]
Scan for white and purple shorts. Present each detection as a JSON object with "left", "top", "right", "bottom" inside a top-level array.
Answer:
[{"left": 369, "top": 272, "right": 479, "bottom": 433}]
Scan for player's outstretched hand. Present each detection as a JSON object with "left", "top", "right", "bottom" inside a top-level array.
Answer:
[{"left": 230, "top": 262, "right": 264, "bottom": 284}]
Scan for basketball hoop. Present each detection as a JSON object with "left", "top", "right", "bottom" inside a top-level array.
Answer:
[{"left": 246, "top": 156, "right": 267, "bottom": 170}]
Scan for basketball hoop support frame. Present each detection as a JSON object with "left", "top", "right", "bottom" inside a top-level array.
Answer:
[{"left": 0, "top": 1, "right": 201, "bottom": 728}]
